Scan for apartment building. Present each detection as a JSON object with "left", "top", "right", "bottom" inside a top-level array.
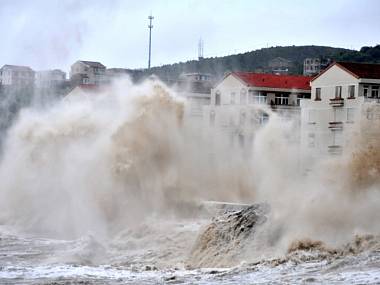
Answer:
[
  {"left": 303, "top": 58, "right": 331, "bottom": 76},
  {"left": 176, "top": 73, "right": 214, "bottom": 119},
  {"left": 35, "top": 69, "right": 66, "bottom": 88},
  {"left": 0, "top": 65, "right": 35, "bottom": 87},
  {"left": 300, "top": 61, "right": 380, "bottom": 165},
  {"left": 203, "top": 72, "right": 311, "bottom": 148},
  {"left": 70, "top": 61, "right": 107, "bottom": 86}
]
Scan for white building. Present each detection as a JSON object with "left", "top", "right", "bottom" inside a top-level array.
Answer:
[
  {"left": 268, "top": 57, "right": 293, "bottom": 75},
  {"left": 300, "top": 61, "right": 380, "bottom": 165},
  {"left": 70, "top": 61, "right": 107, "bottom": 86},
  {"left": 0, "top": 65, "right": 35, "bottom": 87},
  {"left": 303, "top": 58, "right": 331, "bottom": 76},
  {"left": 35, "top": 69, "right": 66, "bottom": 88},
  {"left": 203, "top": 72, "right": 311, "bottom": 148},
  {"left": 176, "top": 73, "right": 214, "bottom": 119}
]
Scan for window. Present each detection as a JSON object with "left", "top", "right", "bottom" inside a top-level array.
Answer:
[
  {"left": 332, "top": 131, "right": 343, "bottom": 146},
  {"left": 363, "top": 85, "right": 369, "bottom": 97},
  {"left": 335, "top": 86, "right": 342, "bottom": 99},
  {"left": 315, "top": 88, "right": 321, "bottom": 101},
  {"left": 366, "top": 109, "right": 374, "bottom": 120},
  {"left": 371, "top": 86, "right": 379, "bottom": 98},
  {"left": 230, "top": 92, "right": 236, "bottom": 104},
  {"left": 348, "top": 85, "right": 355, "bottom": 99},
  {"left": 259, "top": 112, "right": 269, "bottom": 125},
  {"left": 240, "top": 89, "right": 247, "bottom": 104},
  {"left": 275, "top": 94, "right": 288, "bottom": 105},
  {"left": 252, "top": 91, "right": 267, "bottom": 104},
  {"left": 215, "top": 91, "right": 221, "bottom": 106}
]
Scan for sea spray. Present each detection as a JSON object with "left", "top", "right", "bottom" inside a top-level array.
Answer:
[
  {"left": 0, "top": 76, "right": 378, "bottom": 268},
  {"left": 0, "top": 77, "right": 257, "bottom": 239}
]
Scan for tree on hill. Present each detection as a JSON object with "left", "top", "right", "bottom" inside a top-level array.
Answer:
[{"left": 140, "top": 45, "right": 380, "bottom": 83}]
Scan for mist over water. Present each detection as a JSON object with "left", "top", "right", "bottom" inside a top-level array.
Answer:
[
  {"left": 0, "top": 77, "right": 258, "bottom": 239},
  {"left": 0, "top": 77, "right": 379, "bottom": 284}
]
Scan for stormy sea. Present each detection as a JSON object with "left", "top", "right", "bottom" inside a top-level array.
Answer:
[{"left": 0, "top": 78, "right": 379, "bottom": 284}]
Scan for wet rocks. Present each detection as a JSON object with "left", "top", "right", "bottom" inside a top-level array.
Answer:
[{"left": 186, "top": 203, "right": 269, "bottom": 268}]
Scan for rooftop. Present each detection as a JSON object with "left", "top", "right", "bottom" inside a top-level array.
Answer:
[
  {"left": 336, "top": 62, "right": 380, "bottom": 79},
  {"left": 77, "top": 61, "right": 106, "bottom": 68},
  {"left": 311, "top": 61, "right": 380, "bottom": 82},
  {"left": 232, "top": 72, "right": 311, "bottom": 90},
  {"left": 1, "top": 64, "right": 34, "bottom": 72}
]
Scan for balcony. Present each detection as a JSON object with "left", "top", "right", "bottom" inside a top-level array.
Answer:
[
  {"left": 329, "top": 98, "right": 344, "bottom": 107},
  {"left": 328, "top": 121, "right": 343, "bottom": 131},
  {"left": 328, "top": 145, "right": 343, "bottom": 155}
]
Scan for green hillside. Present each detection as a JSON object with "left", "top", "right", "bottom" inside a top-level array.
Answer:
[{"left": 142, "top": 45, "right": 380, "bottom": 81}]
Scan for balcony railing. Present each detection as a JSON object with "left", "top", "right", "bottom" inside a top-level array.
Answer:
[
  {"left": 328, "top": 121, "right": 343, "bottom": 131},
  {"left": 328, "top": 145, "right": 343, "bottom": 155},
  {"left": 329, "top": 98, "right": 344, "bottom": 107}
]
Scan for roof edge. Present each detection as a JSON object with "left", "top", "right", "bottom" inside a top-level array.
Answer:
[{"left": 310, "top": 62, "right": 360, "bottom": 82}]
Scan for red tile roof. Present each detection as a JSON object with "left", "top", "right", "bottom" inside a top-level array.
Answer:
[{"left": 233, "top": 72, "right": 311, "bottom": 91}]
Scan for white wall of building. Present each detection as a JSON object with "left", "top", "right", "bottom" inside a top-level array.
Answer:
[
  {"left": 211, "top": 74, "right": 247, "bottom": 106},
  {"left": 35, "top": 70, "right": 66, "bottom": 88},
  {"left": 300, "top": 64, "right": 380, "bottom": 170},
  {"left": 0, "top": 66, "right": 35, "bottom": 86},
  {"left": 204, "top": 73, "right": 306, "bottom": 152},
  {"left": 70, "top": 61, "right": 107, "bottom": 85}
]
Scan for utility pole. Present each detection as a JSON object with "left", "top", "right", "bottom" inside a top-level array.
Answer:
[
  {"left": 148, "top": 14, "right": 154, "bottom": 69},
  {"left": 198, "top": 38, "right": 204, "bottom": 60}
]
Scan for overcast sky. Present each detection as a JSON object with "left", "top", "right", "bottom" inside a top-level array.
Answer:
[{"left": 1, "top": 0, "right": 379, "bottom": 73}]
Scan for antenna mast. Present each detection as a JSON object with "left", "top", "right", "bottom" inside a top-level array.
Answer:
[
  {"left": 198, "top": 38, "right": 204, "bottom": 60},
  {"left": 148, "top": 14, "right": 154, "bottom": 69}
]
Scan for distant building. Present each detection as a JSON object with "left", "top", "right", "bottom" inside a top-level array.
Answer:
[
  {"left": 175, "top": 73, "right": 214, "bottom": 119},
  {"left": 268, "top": 57, "right": 293, "bottom": 75},
  {"left": 300, "top": 61, "right": 380, "bottom": 167},
  {"left": 204, "top": 72, "right": 311, "bottom": 148},
  {"left": 0, "top": 65, "right": 35, "bottom": 87},
  {"left": 70, "top": 61, "right": 107, "bottom": 86},
  {"left": 303, "top": 58, "right": 331, "bottom": 76},
  {"left": 35, "top": 69, "right": 66, "bottom": 88}
]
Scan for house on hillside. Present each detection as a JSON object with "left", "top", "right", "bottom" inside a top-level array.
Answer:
[
  {"left": 268, "top": 57, "right": 293, "bottom": 75},
  {"left": 300, "top": 61, "right": 380, "bottom": 166},
  {"left": 0, "top": 65, "right": 35, "bottom": 87},
  {"left": 203, "top": 72, "right": 311, "bottom": 148},
  {"left": 303, "top": 58, "right": 331, "bottom": 76},
  {"left": 70, "top": 61, "right": 107, "bottom": 86}
]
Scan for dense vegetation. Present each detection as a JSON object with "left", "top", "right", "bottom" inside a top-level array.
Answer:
[{"left": 143, "top": 45, "right": 380, "bottom": 81}]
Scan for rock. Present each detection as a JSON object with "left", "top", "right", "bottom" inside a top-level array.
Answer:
[{"left": 186, "top": 203, "right": 269, "bottom": 268}]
